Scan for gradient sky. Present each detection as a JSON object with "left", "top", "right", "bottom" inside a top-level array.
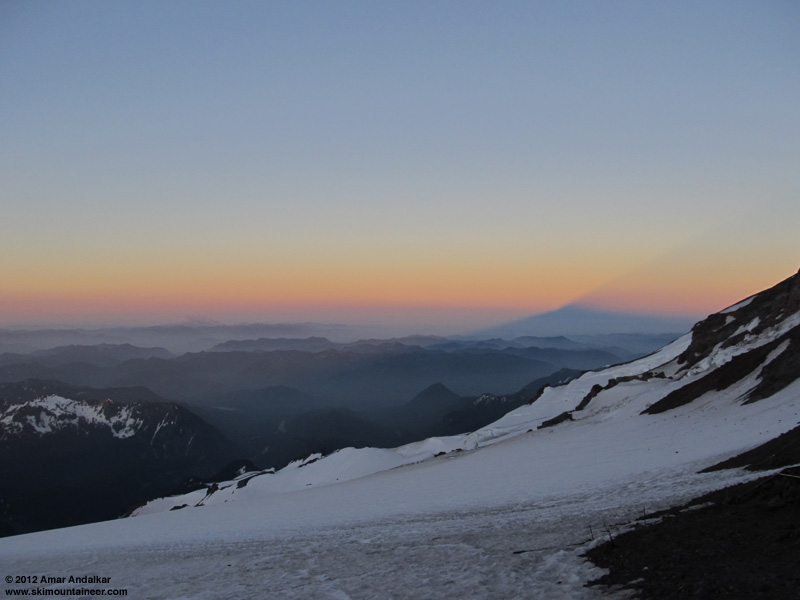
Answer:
[{"left": 2, "top": 1, "right": 799, "bottom": 333}]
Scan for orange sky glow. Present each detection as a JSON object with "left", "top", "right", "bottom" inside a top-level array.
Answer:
[{"left": 2, "top": 3, "right": 798, "bottom": 333}]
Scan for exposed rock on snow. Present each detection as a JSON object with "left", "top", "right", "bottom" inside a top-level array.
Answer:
[{"left": 586, "top": 466, "right": 800, "bottom": 600}]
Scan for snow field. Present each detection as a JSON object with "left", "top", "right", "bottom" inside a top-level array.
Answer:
[{"left": 0, "top": 463, "right": 758, "bottom": 600}]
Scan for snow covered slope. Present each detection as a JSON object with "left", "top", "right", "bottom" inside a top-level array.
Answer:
[{"left": 1, "top": 271, "right": 799, "bottom": 600}]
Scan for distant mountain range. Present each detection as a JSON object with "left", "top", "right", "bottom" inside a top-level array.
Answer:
[
  {"left": 0, "top": 322, "right": 356, "bottom": 354},
  {"left": 1, "top": 305, "right": 696, "bottom": 355},
  {"left": 0, "top": 332, "right": 665, "bottom": 407},
  {"left": 473, "top": 303, "right": 697, "bottom": 338}
]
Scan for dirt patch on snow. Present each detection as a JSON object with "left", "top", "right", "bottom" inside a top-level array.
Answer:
[
  {"left": 585, "top": 467, "right": 800, "bottom": 600},
  {"left": 701, "top": 423, "right": 800, "bottom": 473}
]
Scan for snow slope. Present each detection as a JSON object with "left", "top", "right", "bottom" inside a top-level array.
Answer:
[{"left": 1, "top": 273, "right": 799, "bottom": 599}]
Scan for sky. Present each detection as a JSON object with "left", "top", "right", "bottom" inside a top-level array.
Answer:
[{"left": 2, "top": 1, "right": 799, "bottom": 334}]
